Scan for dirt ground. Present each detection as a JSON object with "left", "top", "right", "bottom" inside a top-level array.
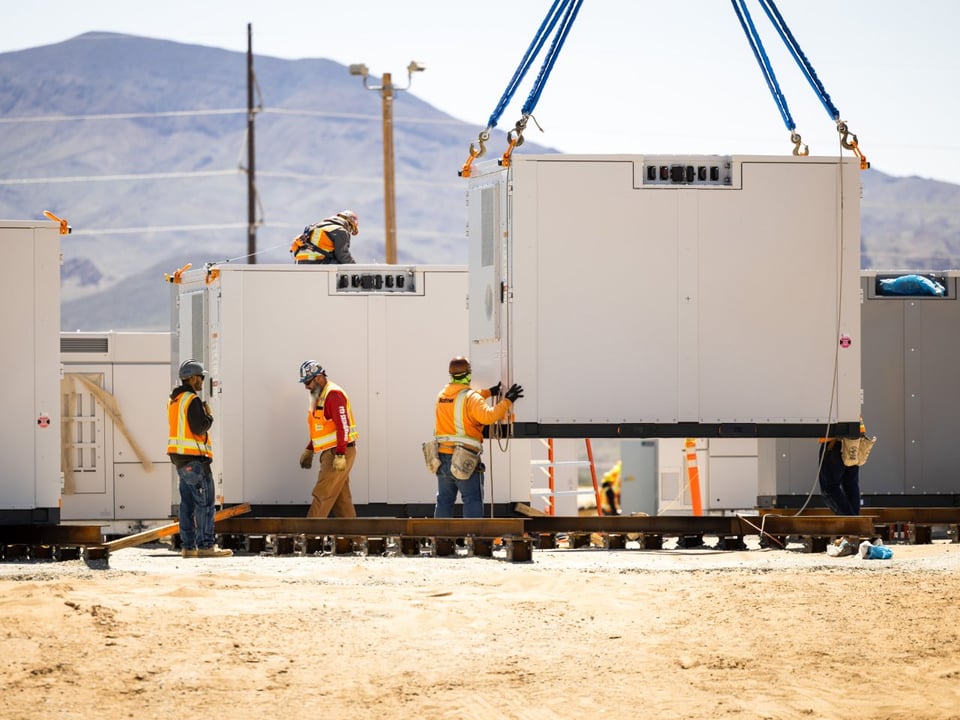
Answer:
[{"left": 2, "top": 538, "right": 960, "bottom": 720}]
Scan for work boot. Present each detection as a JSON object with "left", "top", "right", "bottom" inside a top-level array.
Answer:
[
  {"left": 181, "top": 548, "right": 198, "bottom": 558},
  {"left": 197, "top": 545, "right": 233, "bottom": 558}
]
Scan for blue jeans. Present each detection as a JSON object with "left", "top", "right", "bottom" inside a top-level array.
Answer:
[
  {"left": 434, "top": 452, "right": 484, "bottom": 518},
  {"left": 818, "top": 441, "right": 860, "bottom": 516},
  {"left": 178, "top": 459, "right": 217, "bottom": 549}
]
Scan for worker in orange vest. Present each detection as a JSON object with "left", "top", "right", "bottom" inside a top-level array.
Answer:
[
  {"left": 298, "top": 360, "right": 358, "bottom": 518},
  {"left": 167, "top": 359, "right": 232, "bottom": 558},
  {"left": 433, "top": 356, "right": 522, "bottom": 518},
  {"left": 290, "top": 210, "right": 359, "bottom": 264}
]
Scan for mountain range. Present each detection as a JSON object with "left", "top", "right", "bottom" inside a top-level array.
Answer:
[{"left": 1, "top": 33, "right": 957, "bottom": 331}]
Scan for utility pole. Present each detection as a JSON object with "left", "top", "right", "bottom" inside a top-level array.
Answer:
[
  {"left": 349, "top": 61, "right": 426, "bottom": 264},
  {"left": 246, "top": 23, "right": 257, "bottom": 263}
]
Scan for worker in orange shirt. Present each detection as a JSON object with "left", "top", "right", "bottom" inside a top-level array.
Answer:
[{"left": 433, "top": 356, "right": 522, "bottom": 518}]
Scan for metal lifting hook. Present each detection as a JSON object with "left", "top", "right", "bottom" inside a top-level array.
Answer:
[
  {"left": 790, "top": 132, "right": 809, "bottom": 157},
  {"left": 500, "top": 117, "right": 529, "bottom": 168},
  {"left": 470, "top": 129, "right": 490, "bottom": 159},
  {"left": 459, "top": 129, "right": 491, "bottom": 178},
  {"left": 837, "top": 120, "right": 870, "bottom": 170}
]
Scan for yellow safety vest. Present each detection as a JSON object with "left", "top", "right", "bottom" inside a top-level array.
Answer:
[
  {"left": 308, "top": 380, "right": 359, "bottom": 452},
  {"left": 167, "top": 391, "right": 212, "bottom": 458}
]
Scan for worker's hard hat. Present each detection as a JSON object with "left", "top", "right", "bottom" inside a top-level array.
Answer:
[
  {"left": 178, "top": 359, "right": 206, "bottom": 380},
  {"left": 448, "top": 356, "right": 471, "bottom": 379},
  {"left": 337, "top": 210, "right": 359, "bottom": 236},
  {"left": 299, "top": 360, "right": 325, "bottom": 384}
]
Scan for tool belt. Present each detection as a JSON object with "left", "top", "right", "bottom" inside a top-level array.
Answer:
[{"left": 450, "top": 444, "right": 481, "bottom": 480}]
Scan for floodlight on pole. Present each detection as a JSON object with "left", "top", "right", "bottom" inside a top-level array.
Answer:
[{"left": 349, "top": 60, "right": 425, "bottom": 264}]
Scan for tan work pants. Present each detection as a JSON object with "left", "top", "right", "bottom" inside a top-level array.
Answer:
[{"left": 307, "top": 444, "right": 357, "bottom": 518}]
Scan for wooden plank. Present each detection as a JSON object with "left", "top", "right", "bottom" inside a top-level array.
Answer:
[
  {"left": 103, "top": 503, "right": 251, "bottom": 551},
  {"left": 514, "top": 503, "right": 549, "bottom": 517}
]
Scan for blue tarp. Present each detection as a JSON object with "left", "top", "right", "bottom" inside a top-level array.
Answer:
[{"left": 877, "top": 274, "right": 946, "bottom": 297}]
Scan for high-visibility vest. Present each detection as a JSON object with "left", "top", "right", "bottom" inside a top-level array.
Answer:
[
  {"left": 435, "top": 387, "right": 485, "bottom": 453},
  {"left": 167, "top": 391, "right": 212, "bottom": 458},
  {"left": 291, "top": 222, "right": 338, "bottom": 263},
  {"left": 600, "top": 461, "right": 622, "bottom": 514},
  {"left": 308, "top": 380, "right": 359, "bottom": 452}
]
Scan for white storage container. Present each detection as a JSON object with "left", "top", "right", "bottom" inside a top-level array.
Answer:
[
  {"left": 174, "top": 264, "right": 529, "bottom": 513},
  {"left": 466, "top": 154, "right": 863, "bottom": 438},
  {"left": 0, "top": 220, "right": 62, "bottom": 522},
  {"left": 60, "top": 331, "right": 173, "bottom": 531}
]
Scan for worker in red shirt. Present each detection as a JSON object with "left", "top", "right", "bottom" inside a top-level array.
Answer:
[{"left": 297, "top": 360, "right": 358, "bottom": 518}]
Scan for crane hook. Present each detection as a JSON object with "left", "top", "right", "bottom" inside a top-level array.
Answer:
[
  {"left": 790, "top": 131, "right": 809, "bottom": 157},
  {"left": 459, "top": 129, "right": 491, "bottom": 178},
  {"left": 836, "top": 120, "right": 870, "bottom": 170}
]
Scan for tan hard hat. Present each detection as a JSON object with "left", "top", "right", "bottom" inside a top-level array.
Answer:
[{"left": 448, "top": 356, "right": 471, "bottom": 378}]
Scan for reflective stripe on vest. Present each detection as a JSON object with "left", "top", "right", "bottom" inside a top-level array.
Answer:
[
  {"left": 167, "top": 391, "right": 212, "bottom": 458},
  {"left": 308, "top": 380, "right": 359, "bottom": 452},
  {"left": 294, "top": 223, "right": 337, "bottom": 263},
  {"left": 435, "top": 388, "right": 484, "bottom": 451}
]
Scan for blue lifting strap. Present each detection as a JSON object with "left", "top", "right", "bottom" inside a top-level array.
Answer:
[{"left": 731, "top": 0, "right": 796, "bottom": 132}]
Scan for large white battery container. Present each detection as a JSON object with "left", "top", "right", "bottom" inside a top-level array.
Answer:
[
  {"left": 0, "top": 220, "right": 62, "bottom": 522},
  {"left": 466, "top": 154, "right": 862, "bottom": 438},
  {"left": 174, "top": 264, "right": 529, "bottom": 513},
  {"left": 60, "top": 331, "right": 172, "bottom": 531}
]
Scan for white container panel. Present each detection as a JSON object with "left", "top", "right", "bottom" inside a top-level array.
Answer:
[
  {"left": 512, "top": 159, "right": 681, "bottom": 423},
  {"left": 0, "top": 221, "right": 61, "bottom": 512}
]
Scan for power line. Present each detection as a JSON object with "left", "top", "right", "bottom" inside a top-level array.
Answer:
[
  {"left": 0, "top": 169, "right": 239, "bottom": 185},
  {"left": 0, "top": 106, "right": 466, "bottom": 127},
  {"left": 0, "top": 168, "right": 460, "bottom": 188}
]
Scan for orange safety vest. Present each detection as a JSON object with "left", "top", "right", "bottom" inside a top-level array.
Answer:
[
  {"left": 167, "top": 391, "right": 212, "bottom": 458},
  {"left": 434, "top": 384, "right": 510, "bottom": 454},
  {"left": 291, "top": 222, "right": 338, "bottom": 263},
  {"left": 308, "top": 380, "right": 359, "bottom": 452}
]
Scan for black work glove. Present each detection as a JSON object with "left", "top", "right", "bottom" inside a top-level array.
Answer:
[
  {"left": 488, "top": 382, "right": 502, "bottom": 397},
  {"left": 504, "top": 383, "right": 524, "bottom": 402}
]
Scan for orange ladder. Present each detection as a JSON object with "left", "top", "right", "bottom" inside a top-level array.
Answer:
[{"left": 530, "top": 438, "right": 602, "bottom": 516}]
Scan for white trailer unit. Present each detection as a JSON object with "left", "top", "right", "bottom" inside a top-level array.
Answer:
[
  {"left": 466, "top": 154, "right": 862, "bottom": 439},
  {"left": 0, "top": 219, "right": 62, "bottom": 523},
  {"left": 59, "top": 332, "right": 173, "bottom": 532},
  {"left": 174, "top": 264, "right": 529, "bottom": 515}
]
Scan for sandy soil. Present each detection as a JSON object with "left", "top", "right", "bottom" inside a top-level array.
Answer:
[{"left": 2, "top": 539, "right": 960, "bottom": 720}]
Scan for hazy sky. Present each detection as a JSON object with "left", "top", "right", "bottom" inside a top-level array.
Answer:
[{"left": 4, "top": 0, "right": 959, "bottom": 184}]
